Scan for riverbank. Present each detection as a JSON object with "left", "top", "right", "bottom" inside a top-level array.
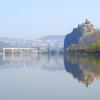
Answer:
[{"left": 64, "top": 50, "right": 100, "bottom": 56}]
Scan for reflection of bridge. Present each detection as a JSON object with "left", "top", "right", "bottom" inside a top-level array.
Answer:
[{"left": 2, "top": 47, "right": 49, "bottom": 54}]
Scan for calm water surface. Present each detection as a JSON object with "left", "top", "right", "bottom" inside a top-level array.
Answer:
[{"left": 0, "top": 54, "right": 100, "bottom": 100}]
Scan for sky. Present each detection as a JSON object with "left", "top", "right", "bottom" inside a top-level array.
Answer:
[{"left": 0, "top": 0, "right": 100, "bottom": 40}]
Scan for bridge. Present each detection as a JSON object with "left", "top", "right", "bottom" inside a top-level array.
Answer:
[{"left": 1, "top": 47, "right": 49, "bottom": 55}]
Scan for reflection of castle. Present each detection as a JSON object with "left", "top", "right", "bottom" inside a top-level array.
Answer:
[{"left": 64, "top": 55, "right": 100, "bottom": 87}]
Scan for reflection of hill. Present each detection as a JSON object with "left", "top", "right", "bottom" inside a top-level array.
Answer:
[
  {"left": 64, "top": 54, "right": 100, "bottom": 87},
  {"left": 40, "top": 54, "right": 64, "bottom": 71}
]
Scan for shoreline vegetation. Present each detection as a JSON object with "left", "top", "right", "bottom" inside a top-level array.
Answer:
[
  {"left": 64, "top": 50, "right": 100, "bottom": 56},
  {"left": 64, "top": 19, "right": 100, "bottom": 54},
  {"left": 64, "top": 41, "right": 100, "bottom": 55}
]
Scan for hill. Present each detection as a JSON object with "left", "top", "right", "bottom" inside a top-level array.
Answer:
[
  {"left": 64, "top": 19, "right": 100, "bottom": 53},
  {"left": 31, "top": 35, "right": 65, "bottom": 52},
  {"left": 0, "top": 41, "right": 10, "bottom": 48},
  {"left": 39, "top": 35, "right": 65, "bottom": 41}
]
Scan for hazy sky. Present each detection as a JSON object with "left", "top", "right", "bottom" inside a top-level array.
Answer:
[{"left": 0, "top": 0, "right": 100, "bottom": 40}]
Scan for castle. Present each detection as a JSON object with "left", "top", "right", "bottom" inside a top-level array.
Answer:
[{"left": 79, "top": 19, "right": 95, "bottom": 33}]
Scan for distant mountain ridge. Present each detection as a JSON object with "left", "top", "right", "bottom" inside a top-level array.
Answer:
[
  {"left": 0, "top": 37, "right": 33, "bottom": 48},
  {"left": 34, "top": 35, "right": 65, "bottom": 51},
  {"left": 0, "top": 35, "right": 65, "bottom": 49},
  {"left": 39, "top": 35, "right": 65, "bottom": 41}
]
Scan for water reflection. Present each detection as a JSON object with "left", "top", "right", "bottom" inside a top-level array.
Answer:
[
  {"left": 0, "top": 54, "right": 64, "bottom": 71},
  {"left": 64, "top": 54, "right": 100, "bottom": 87},
  {"left": 1, "top": 53, "right": 100, "bottom": 87}
]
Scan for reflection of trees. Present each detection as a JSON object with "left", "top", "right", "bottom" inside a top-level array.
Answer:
[{"left": 64, "top": 54, "right": 100, "bottom": 87}]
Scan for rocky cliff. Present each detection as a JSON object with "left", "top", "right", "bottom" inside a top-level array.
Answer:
[{"left": 64, "top": 19, "right": 95, "bottom": 50}]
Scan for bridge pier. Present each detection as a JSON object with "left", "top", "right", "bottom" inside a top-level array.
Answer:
[
  {"left": 11, "top": 49, "right": 14, "bottom": 54},
  {"left": 3, "top": 48, "right": 5, "bottom": 55},
  {"left": 20, "top": 49, "right": 23, "bottom": 54}
]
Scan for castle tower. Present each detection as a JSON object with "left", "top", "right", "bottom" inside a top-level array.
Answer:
[{"left": 85, "top": 19, "right": 90, "bottom": 24}]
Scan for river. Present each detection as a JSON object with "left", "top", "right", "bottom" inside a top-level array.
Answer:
[{"left": 0, "top": 54, "right": 100, "bottom": 100}]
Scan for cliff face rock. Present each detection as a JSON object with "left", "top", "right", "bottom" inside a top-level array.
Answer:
[{"left": 64, "top": 19, "right": 95, "bottom": 49}]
